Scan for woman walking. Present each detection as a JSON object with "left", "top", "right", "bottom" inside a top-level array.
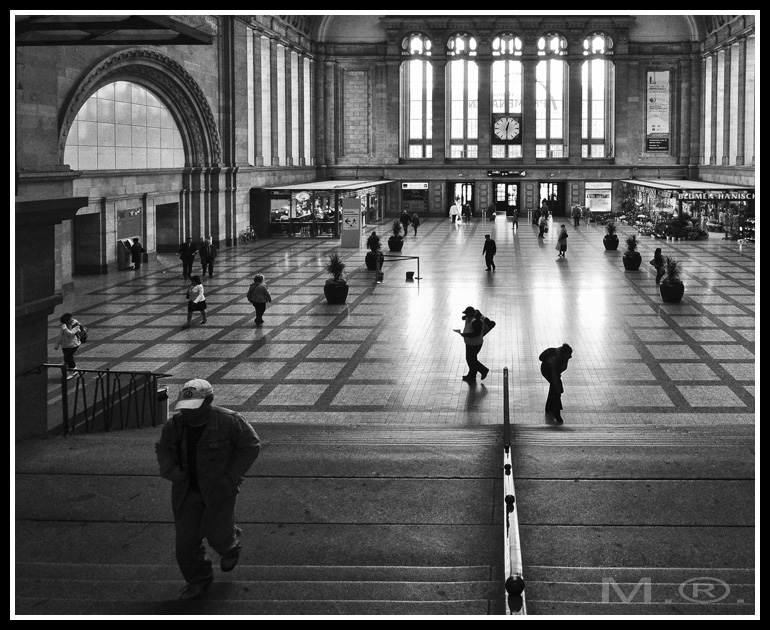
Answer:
[
  {"left": 54, "top": 312, "right": 83, "bottom": 378},
  {"left": 246, "top": 274, "right": 272, "bottom": 326},
  {"left": 183, "top": 275, "right": 207, "bottom": 328},
  {"left": 539, "top": 343, "right": 573, "bottom": 424},
  {"left": 556, "top": 224, "right": 569, "bottom": 257}
]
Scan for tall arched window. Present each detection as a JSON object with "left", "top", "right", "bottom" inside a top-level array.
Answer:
[
  {"left": 64, "top": 81, "right": 185, "bottom": 171},
  {"left": 447, "top": 33, "right": 478, "bottom": 159},
  {"left": 536, "top": 32, "right": 568, "bottom": 158},
  {"left": 400, "top": 33, "right": 433, "bottom": 159},
  {"left": 491, "top": 34, "right": 523, "bottom": 159},
  {"left": 581, "top": 32, "right": 615, "bottom": 158}
]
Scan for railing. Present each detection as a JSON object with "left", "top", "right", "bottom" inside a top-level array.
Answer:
[
  {"left": 377, "top": 254, "right": 421, "bottom": 282},
  {"left": 24, "top": 364, "right": 172, "bottom": 436},
  {"left": 502, "top": 367, "right": 527, "bottom": 615}
]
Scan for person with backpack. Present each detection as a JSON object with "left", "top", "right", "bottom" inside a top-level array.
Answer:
[
  {"left": 482, "top": 234, "right": 497, "bottom": 271},
  {"left": 246, "top": 274, "right": 272, "bottom": 326},
  {"left": 539, "top": 343, "right": 573, "bottom": 424},
  {"left": 453, "top": 306, "right": 490, "bottom": 383}
]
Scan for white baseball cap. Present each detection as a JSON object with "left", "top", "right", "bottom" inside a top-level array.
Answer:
[{"left": 174, "top": 379, "right": 214, "bottom": 410}]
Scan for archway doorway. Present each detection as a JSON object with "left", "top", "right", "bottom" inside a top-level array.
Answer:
[{"left": 539, "top": 182, "right": 567, "bottom": 217}]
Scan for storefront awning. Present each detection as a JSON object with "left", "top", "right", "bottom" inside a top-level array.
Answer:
[
  {"left": 620, "top": 179, "right": 753, "bottom": 192},
  {"left": 263, "top": 179, "right": 394, "bottom": 192}
]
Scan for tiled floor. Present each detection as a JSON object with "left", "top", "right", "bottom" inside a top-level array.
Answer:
[{"left": 46, "top": 214, "right": 755, "bottom": 431}]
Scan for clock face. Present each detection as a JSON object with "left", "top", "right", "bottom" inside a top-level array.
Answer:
[{"left": 493, "top": 116, "right": 520, "bottom": 141}]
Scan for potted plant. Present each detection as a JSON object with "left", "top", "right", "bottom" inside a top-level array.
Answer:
[
  {"left": 659, "top": 256, "right": 685, "bottom": 304},
  {"left": 387, "top": 219, "right": 404, "bottom": 252},
  {"left": 365, "top": 231, "right": 384, "bottom": 271},
  {"left": 323, "top": 252, "right": 349, "bottom": 304},
  {"left": 622, "top": 234, "right": 642, "bottom": 270},
  {"left": 603, "top": 221, "right": 619, "bottom": 250}
]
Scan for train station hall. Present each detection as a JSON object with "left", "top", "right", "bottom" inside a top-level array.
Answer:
[{"left": 14, "top": 12, "right": 756, "bottom": 618}]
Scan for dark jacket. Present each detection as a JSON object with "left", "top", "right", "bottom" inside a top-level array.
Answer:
[
  {"left": 482, "top": 239, "right": 497, "bottom": 256},
  {"left": 199, "top": 242, "right": 218, "bottom": 262},
  {"left": 130, "top": 242, "right": 144, "bottom": 262},
  {"left": 155, "top": 405, "right": 260, "bottom": 513},
  {"left": 178, "top": 242, "right": 197, "bottom": 259}
]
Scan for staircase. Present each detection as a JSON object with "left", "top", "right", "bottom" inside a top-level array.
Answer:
[{"left": 15, "top": 425, "right": 507, "bottom": 616}]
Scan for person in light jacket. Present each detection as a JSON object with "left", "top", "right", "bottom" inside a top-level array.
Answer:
[
  {"left": 155, "top": 379, "right": 260, "bottom": 600},
  {"left": 183, "top": 276, "right": 207, "bottom": 328},
  {"left": 54, "top": 312, "right": 82, "bottom": 377}
]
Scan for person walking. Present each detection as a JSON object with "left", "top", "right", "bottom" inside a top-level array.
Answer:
[
  {"left": 411, "top": 212, "right": 421, "bottom": 236},
  {"left": 453, "top": 306, "right": 489, "bottom": 383},
  {"left": 538, "top": 212, "right": 548, "bottom": 238},
  {"left": 178, "top": 237, "right": 197, "bottom": 279},
  {"left": 539, "top": 343, "right": 573, "bottom": 424},
  {"left": 482, "top": 234, "right": 497, "bottom": 271},
  {"left": 650, "top": 247, "right": 665, "bottom": 284},
  {"left": 512, "top": 207, "right": 519, "bottom": 231},
  {"left": 183, "top": 275, "right": 207, "bottom": 328},
  {"left": 400, "top": 210, "right": 411, "bottom": 237},
  {"left": 462, "top": 200, "right": 472, "bottom": 223},
  {"left": 571, "top": 205, "right": 581, "bottom": 227},
  {"left": 246, "top": 274, "right": 272, "bottom": 326},
  {"left": 556, "top": 224, "right": 569, "bottom": 257},
  {"left": 199, "top": 237, "right": 218, "bottom": 277},
  {"left": 130, "top": 237, "right": 145, "bottom": 270},
  {"left": 449, "top": 199, "right": 461, "bottom": 223},
  {"left": 53, "top": 312, "right": 83, "bottom": 378},
  {"left": 155, "top": 378, "right": 261, "bottom": 601}
]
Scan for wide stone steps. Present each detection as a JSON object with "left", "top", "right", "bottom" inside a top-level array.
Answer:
[{"left": 16, "top": 563, "right": 504, "bottom": 615}]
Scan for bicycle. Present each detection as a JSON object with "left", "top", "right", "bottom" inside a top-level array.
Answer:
[{"left": 239, "top": 226, "right": 257, "bottom": 244}]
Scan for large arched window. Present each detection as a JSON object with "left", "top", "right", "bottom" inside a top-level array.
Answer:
[
  {"left": 400, "top": 33, "right": 433, "bottom": 159},
  {"left": 491, "top": 33, "right": 523, "bottom": 159},
  {"left": 581, "top": 32, "right": 615, "bottom": 158},
  {"left": 536, "top": 32, "right": 568, "bottom": 158},
  {"left": 447, "top": 33, "right": 478, "bottom": 158},
  {"left": 64, "top": 81, "right": 185, "bottom": 170}
]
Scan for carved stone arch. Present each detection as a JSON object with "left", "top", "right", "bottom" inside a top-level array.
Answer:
[{"left": 58, "top": 48, "right": 221, "bottom": 168}]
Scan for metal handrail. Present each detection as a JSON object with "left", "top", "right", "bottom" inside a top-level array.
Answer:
[
  {"left": 502, "top": 367, "right": 527, "bottom": 615},
  {"left": 23, "top": 364, "right": 172, "bottom": 436}
]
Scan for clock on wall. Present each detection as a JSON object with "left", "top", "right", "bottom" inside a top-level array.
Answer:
[{"left": 492, "top": 114, "right": 521, "bottom": 143}]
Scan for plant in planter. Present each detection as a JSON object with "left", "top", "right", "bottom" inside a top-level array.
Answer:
[
  {"left": 622, "top": 234, "right": 642, "bottom": 270},
  {"left": 365, "top": 231, "right": 384, "bottom": 271},
  {"left": 603, "top": 221, "right": 619, "bottom": 250},
  {"left": 387, "top": 219, "right": 404, "bottom": 252},
  {"left": 659, "top": 256, "right": 685, "bottom": 304},
  {"left": 323, "top": 252, "right": 349, "bottom": 304}
]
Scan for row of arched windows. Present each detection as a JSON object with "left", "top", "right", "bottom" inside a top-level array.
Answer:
[{"left": 402, "top": 32, "right": 614, "bottom": 160}]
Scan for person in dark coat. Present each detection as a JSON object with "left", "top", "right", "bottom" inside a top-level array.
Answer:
[
  {"left": 482, "top": 234, "right": 497, "bottom": 271},
  {"left": 411, "top": 213, "right": 421, "bottom": 236},
  {"left": 178, "top": 237, "right": 197, "bottom": 279},
  {"left": 199, "top": 237, "right": 218, "bottom": 277},
  {"left": 400, "top": 211, "right": 411, "bottom": 237},
  {"left": 130, "top": 238, "right": 145, "bottom": 270},
  {"left": 539, "top": 344, "right": 573, "bottom": 424},
  {"left": 650, "top": 247, "right": 665, "bottom": 284}
]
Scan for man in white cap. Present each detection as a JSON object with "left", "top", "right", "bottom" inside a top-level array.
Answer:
[{"left": 155, "top": 379, "right": 261, "bottom": 600}]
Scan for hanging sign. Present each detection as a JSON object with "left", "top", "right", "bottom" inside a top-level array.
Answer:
[{"left": 646, "top": 71, "right": 671, "bottom": 153}]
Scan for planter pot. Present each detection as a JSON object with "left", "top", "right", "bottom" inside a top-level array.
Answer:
[
  {"left": 659, "top": 281, "right": 684, "bottom": 304},
  {"left": 324, "top": 281, "right": 349, "bottom": 304},
  {"left": 622, "top": 251, "right": 642, "bottom": 271},
  {"left": 365, "top": 250, "right": 384, "bottom": 271},
  {"left": 603, "top": 234, "right": 619, "bottom": 250},
  {"left": 388, "top": 236, "right": 404, "bottom": 252}
]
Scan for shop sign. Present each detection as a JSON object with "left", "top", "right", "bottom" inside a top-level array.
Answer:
[
  {"left": 402, "top": 182, "right": 428, "bottom": 189},
  {"left": 676, "top": 191, "right": 754, "bottom": 201},
  {"left": 585, "top": 182, "right": 612, "bottom": 190},
  {"left": 487, "top": 170, "right": 526, "bottom": 177}
]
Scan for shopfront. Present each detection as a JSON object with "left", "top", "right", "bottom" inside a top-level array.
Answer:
[
  {"left": 620, "top": 179, "right": 755, "bottom": 241},
  {"left": 250, "top": 180, "right": 393, "bottom": 239}
]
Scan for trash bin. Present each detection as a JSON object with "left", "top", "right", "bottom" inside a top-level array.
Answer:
[{"left": 156, "top": 386, "right": 169, "bottom": 425}]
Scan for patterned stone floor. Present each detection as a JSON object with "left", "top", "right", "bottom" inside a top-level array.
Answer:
[{"left": 46, "top": 214, "right": 756, "bottom": 431}]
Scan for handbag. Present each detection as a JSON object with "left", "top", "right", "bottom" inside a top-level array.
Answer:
[
  {"left": 544, "top": 226, "right": 549, "bottom": 233},
  {"left": 76, "top": 325, "right": 89, "bottom": 344},
  {"left": 482, "top": 317, "right": 496, "bottom": 337}
]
